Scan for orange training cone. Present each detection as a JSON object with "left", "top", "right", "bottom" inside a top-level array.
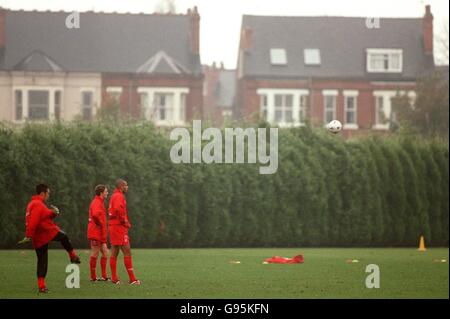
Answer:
[{"left": 418, "top": 235, "right": 426, "bottom": 251}]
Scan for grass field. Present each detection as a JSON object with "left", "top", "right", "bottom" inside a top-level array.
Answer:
[{"left": 0, "top": 248, "right": 448, "bottom": 299}]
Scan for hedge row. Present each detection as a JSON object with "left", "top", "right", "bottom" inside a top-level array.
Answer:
[{"left": 0, "top": 121, "right": 448, "bottom": 248}]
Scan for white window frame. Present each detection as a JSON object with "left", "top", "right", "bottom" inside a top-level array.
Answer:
[
  {"left": 180, "top": 93, "right": 187, "bottom": 123},
  {"left": 366, "top": 49, "right": 403, "bottom": 73},
  {"left": 256, "top": 88, "right": 309, "bottom": 128},
  {"left": 270, "top": 48, "right": 287, "bottom": 65},
  {"left": 106, "top": 86, "right": 122, "bottom": 103},
  {"left": 12, "top": 86, "right": 64, "bottom": 123},
  {"left": 222, "top": 110, "right": 232, "bottom": 118},
  {"left": 343, "top": 90, "right": 359, "bottom": 129},
  {"left": 106, "top": 87, "right": 123, "bottom": 94},
  {"left": 274, "top": 94, "right": 294, "bottom": 124},
  {"left": 373, "top": 91, "right": 397, "bottom": 130},
  {"left": 407, "top": 91, "right": 417, "bottom": 109},
  {"left": 260, "top": 94, "right": 268, "bottom": 120},
  {"left": 80, "top": 88, "right": 96, "bottom": 120},
  {"left": 155, "top": 93, "right": 174, "bottom": 122},
  {"left": 322, "top": 90, "right": 338, "bottom": 125},
  {"left": 304, "top": 48, "right": 321, "bottom": 65},
  {"left": 299, "top": 94, "right": 308, "bottom": 124},
  {"left": 137, "top": 87, "right": 190, "bottom": 126}
]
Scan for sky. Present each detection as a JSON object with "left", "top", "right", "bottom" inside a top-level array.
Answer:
[{"left": 1, "top": 0, "right": 448, "bottom": 68}]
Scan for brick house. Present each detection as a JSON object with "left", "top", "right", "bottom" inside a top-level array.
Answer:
[
  {"left": 235, "top": 6, "right": 435, "bottom": 137},
  {"left": 203, "top": 62, "right": 235, "bottom": 125},
  {"left": 0, "top": 7, "right": 203, "bottom": 125}
]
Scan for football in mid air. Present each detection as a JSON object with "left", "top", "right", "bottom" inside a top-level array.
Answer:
[{"left": 326, "top": 120, "right": 342, "bottom": 134}]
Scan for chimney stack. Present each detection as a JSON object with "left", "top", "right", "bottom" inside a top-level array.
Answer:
[
  {"left": 189, "top": 6, "right": 200, "bottom": 55},
  {"left": 241, "top": 27, "right": 252, "bottom": 52},
  {"left": 423, "top": 5, "right": 433, "bottom": 56},
  {"left": 0, "top": 7, "right": 6, "bottom": 49}
]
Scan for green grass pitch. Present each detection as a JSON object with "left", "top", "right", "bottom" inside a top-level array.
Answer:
[{"left": 0, "top": 248, "right": 448, "bottom": 299}]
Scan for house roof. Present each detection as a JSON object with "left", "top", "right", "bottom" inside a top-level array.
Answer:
[
  {"left": 241, "top": 15, "right": 434, "bottom": 81},
  {"left": 215, "top": 69, "right": 236, "bottom": 107},
  {"left": 1, "top": 10, "right": 202, "bottom": 75}
]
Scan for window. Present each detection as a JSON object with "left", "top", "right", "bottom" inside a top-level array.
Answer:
[
  {"left": 408, "top": 91, "right": 417, "bottom": 109},
  {"left": 344, "top": 91, "right": 358, "bottom": 128},
  {"left": 15, "top": 90, "right": 23, "bottom": 121},
  {"left": 274, "top": 94, "right": 293, "bottom": 123},
  {"left": 257, "top": 89, "right": 309, "bottom": 127},
  {"left": 345, "top": 97, "right": 356, "bottom": 124},
  {"left": 304, "top": 49, "right": 321, "bottom": 65},
  {"left": 137, "top": 87, "right": 189, "bottom": 124},
  {"left": 180, "top": 93, "right": 187, "bottom": 122},
  {"left": 155, "top": 93, "right": 174, "bottom": 121},
  {"left": 260, "top": 94, "right": 268, "bottom": 120},
  {"left": 139, "top": 93, "right": 149, "bottom": 119},
  {"left": 323, "top": 92, "right": 337, "bottom": 123},
  {"left": 54, "top": 91, "right": 61, "bottom": 120},
  {"left": 373, "top": 93, "right": 394, "bottom": 129},
  {"left": 106, "top": 87, "right": 122, "bottom": 103},
  {"left": 390, "top": 54, "right": 401, "bottom": 70},
  {"left": 367, "top": 49, "right": 403, "bottom": 73},
  {"left": 81, "top": 91, "right": 93, "bottom": 120},
  {"left": 270, "top": 48, "right": 287, "bottom": 65},
  {"left": 373, "top": 91, "right": 399, "bottom": 129},
  {"left": 391, "top": 110, "right": 398, "bottom": 126},
  {"left": 375, "top": 96, "right": 386, "bottom": 125},
  {"left": 222, "top": 110, "right": 232, "bottom": 118},
  {"left": 299, "top": 95, "right": 308, "bottom": 123},
  {"left": 29, "top": 90, "right": 49, "bottom": 120}
]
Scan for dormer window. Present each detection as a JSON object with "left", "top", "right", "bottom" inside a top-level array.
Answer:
[
  {"left": 367, "top": 49, "right": 403, "bottom": 73},
  {"left": 270, "top": 48, "right": 287, "bottom": 65},
  {"left": 304, "top": 49, "right": 321, "bottom": 65}
]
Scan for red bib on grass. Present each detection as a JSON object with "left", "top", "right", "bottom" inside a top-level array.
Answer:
[{"left": 265, "top": 255, "right": 304, "bottom": 264}]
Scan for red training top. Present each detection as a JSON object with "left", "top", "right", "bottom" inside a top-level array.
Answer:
[
  {"left": 108, "top": 188, "right": 131, "bottom": 229},
  {"left": 87, "top": 195, "right": 107, "bottom": 242},
  {"left": 25, "top": 195, "right": 60, "bottom": 248}
]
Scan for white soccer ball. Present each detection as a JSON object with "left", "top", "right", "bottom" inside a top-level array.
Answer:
[{"left": 327, "top": 120, "right": 342, "bottom": 134}]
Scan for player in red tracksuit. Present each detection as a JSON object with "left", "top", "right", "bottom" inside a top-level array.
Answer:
[
  {"left": 20, "top": 184, "right": 81, "bottom": 293},
  {"left": 87, "top": 184, "right": 109, "bottom": 281},
  {"left": 108, "top": 179, "right": 140, "bottom": 285}
]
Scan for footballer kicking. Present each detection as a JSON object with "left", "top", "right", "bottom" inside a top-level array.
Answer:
[
  {"left": 87, "top": 184, "right": 110, "bottom": 282},
  {"left": 19, "top": 184, "right": 81, "bottom": 293},
  {"left": 108, "top": 179, "right": 141, "bottom": 285}
]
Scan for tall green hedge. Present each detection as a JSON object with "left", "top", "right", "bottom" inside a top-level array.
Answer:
[{"left": 0, "top": 121, "right": 448, "bottom": 248}]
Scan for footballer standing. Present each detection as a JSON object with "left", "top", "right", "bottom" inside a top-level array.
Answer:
[
  {"left": 87, "top": 184, "right": 109, "bottom": 281},
  {"left": 108, "top": 179, "right": 140, "bottom": 285}
]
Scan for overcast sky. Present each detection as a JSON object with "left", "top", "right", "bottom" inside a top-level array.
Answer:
[{"left": 1, "top": 0, "right": 448, "bottom": 68}]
